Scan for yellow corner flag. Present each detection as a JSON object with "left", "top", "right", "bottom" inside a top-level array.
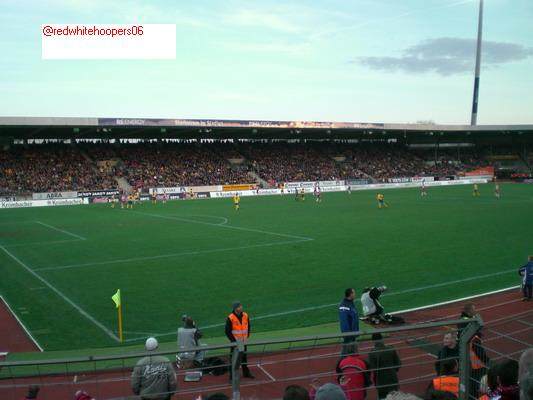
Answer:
[
  {"left": 112, "top": 289, "right": 121, "bottom": 308},
  {"left": 112, "top": 289, "right": 123, "bottom": 342}
]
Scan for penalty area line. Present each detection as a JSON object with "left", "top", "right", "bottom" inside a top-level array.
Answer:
[
  {"left": 35, "top": 221, "right": 87, "bottom": 241},
  {"left": 34, "top": 238, "right": 310, "bottom": 272},
  {"left": 0, "top": 245, "right": 119, "bottom": 342}
]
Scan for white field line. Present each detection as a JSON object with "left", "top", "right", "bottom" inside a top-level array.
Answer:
[
  {"left": 257, "top": 364, "right": 276, "bottom": 382},
  {"left": 35, "top": 221, "right": 86, "bottom": 241},
  {"left": 129, "top": 210, "right": 314, "bottom": 241},
  {"left": 3, "top": 239, "right": 82, "bottom": 248},
  {"left": 0, "top": 295, "right": 43, "bottom": 352},
  {"left": 125, "top": 275, "right": 519, "bottom": 341},
  {"left": 0, "top": 245, "right": 119, "bottom": 342},
  {"left": 389, "top": 285, "right": 521, "bottom": 317},
  {"left": 188, "top": 214, "right": 229, "bottom": 225},
  {"left": 33, "top": 239, "right": 309, "bottom": 272}
]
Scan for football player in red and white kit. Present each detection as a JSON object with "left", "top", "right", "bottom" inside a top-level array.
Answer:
[{"left": 314, "top": 185, "right": 322, "bottom": 203}]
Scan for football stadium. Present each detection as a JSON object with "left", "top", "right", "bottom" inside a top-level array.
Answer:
[{"left": 1, "top": 1, "right": 533, "bottom": 400}]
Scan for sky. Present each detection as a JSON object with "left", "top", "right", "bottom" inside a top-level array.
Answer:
[{"left": 0, "top": 0, "right": 532, "bottom": 125}]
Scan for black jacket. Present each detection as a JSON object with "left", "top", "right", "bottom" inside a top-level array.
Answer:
[
  {"left": 435, "top": 345, "right": 460, "bottom": 375},
  {"left": 368, "top": 343, "right": 401, "bottom": 387}
]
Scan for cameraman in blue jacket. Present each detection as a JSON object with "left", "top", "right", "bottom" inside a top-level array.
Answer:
[{"left": 339, "top": 288, "right": 359, "bottom": 352}]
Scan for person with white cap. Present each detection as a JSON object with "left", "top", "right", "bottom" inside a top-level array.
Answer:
[
  {"left": 131, "top": 337, "right": 177, "bottom": 400},
  {"left": 225, "top": 301, "right": 254, "bottom": 381}
]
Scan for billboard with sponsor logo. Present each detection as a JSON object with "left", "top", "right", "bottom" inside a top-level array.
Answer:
[
  {"left": 98, "top": 118, "right": 385, "bottom": 130},
  {"left": 285, "top": 180, "right": 345, "bottom": 189},
  {"left": 33, "top": 191, "right": 78, "bottom": 200},
  {"left": 0, "top": 198, "right": 88, "bottom": 209},
  {"left": 77, "top": 189, "right": 120, "bottom": 198},
  {"left": 222, "top": 184, "right": 256, "bottom": 191}
]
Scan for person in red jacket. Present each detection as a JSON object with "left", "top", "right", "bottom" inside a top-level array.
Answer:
[{"left": 336, "top": 343, "right": 370, "bottom": 400}]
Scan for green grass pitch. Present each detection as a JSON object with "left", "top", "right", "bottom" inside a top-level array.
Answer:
[{"left": 0, "top": 183, "right": 532, "bottom": 351}]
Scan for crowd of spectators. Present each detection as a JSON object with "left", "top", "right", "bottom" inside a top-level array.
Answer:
[
  {"left": 112, "top": 143, "right": 251, "bottom": 189},
  {"left": 0, "top": 144, "right": 116, "bottom": 196},
  {"left": 0, "top": 141, "right": 498, "bottom": 196}
]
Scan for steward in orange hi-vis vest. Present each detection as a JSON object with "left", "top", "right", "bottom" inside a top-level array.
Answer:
[
  {"left": 432, "top": 376, "right": 460, "bottom": 397},
  {"left": 228, "top": 312, "right": 249, "bottom": 341},
  {"left": 225, "top": 302, "right": 254, "bottom": 380}
]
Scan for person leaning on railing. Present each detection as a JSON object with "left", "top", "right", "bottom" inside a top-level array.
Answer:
[{"left": 435, "top": 333, "right": 459, "bottom": 375}]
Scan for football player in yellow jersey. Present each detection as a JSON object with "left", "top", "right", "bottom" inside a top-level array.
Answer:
[
  {"left": 473, "top": 184, "right": 480, "bottom": 197},
  {"left": 127, "top": 194, "right": 134, "bottom": 209},
  {"left": 233, "top": 193, "right": 240, "bottom": 211},
  {"left": 376, "top": 193, "right": 388, "bottom": 209}
]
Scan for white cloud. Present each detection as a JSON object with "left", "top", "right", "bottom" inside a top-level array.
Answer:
[{"left": 223, "top": 9, "right": 301, "bottom": 33}]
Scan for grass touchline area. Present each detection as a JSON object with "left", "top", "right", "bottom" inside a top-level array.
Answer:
[{"left": 0, "top": 183, "right": 531, "bottom": 351}]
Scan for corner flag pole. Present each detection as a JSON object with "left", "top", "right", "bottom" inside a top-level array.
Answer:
[
  {"left": 118, "top": 303, "right": 123, "bottom": 343},
  {"left": 470, "top": 0, "right": 484, "bottom": 126},
  {"left": 112, "top": 289, "right": 123, "bottom": 343}
]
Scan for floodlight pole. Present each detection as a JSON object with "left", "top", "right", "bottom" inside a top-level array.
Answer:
[{"left": 470, "top": 0, "right": 484, "bottom": 126}]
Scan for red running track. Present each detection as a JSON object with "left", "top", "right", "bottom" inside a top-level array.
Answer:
[{"left": 0, "top": 288, "right": 531, "bottom": 400}]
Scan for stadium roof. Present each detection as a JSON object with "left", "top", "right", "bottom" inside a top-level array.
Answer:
[{"left": 1, "top": 117, "right": 532, "bottom": 144}]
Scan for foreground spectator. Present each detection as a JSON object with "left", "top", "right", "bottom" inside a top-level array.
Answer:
[
  {"left": 470, "top": 329, "right": 490, "bottom": 398},
  {"left": 385, "top": 392, "right": 422, "bottom": 400},
  {"left": 435, "top": 333, "right": 459, "bottom": 375},
  {"left": 23, "top": 385, "right": 39, "bottom": 400},
  {"left": 284, "top": 384, "right": 310, "bottom": 400},
  {"left": 204, "top": 394, "right": 229, "bottom": 400},
  {"left": 131, "top": 337, "right": 177, "bottom": 400},
  {"left": 518, "top": 256, "right": 533, "bottom": 301},
  {"left": 520, "top": 349, "right": 533, "bottom": 400},
  {"left": 336, "top": 343, "right": 370, "bottom": 400},
  {"left": 426, "top": 359, "right": 459, "bottom": 399},
  {"left": 494, "top": 359, "right": 520, "bottom": 400},
  {"left": 74, "top": 390, "right": 95, "bottom": 400},
  {"left": 314, "top": 383, "right": 347, "bottom": 400},
  {"left": 369, "top": 333, "right": 401, "bottom": 399},
  {"left": 479, "top": 365, "right": 500, "bottom": 400}
]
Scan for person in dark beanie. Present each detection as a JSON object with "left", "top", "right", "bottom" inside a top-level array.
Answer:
[
  {"left": 225, "top": 301, "right": 254, "bottom": 381},
  {"left": 368, "top": 333, "right": 401, "bottom": 399},
  {"left": 284, "top": 384, "right": 310, "bottom": 400},
  {"left": 23, "top": 385, "right": 39, "bottom": 400}
]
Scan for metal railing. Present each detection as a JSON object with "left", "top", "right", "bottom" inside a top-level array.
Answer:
[{"left": 1, "top": 313, "right": 530, "bottom": 400}]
